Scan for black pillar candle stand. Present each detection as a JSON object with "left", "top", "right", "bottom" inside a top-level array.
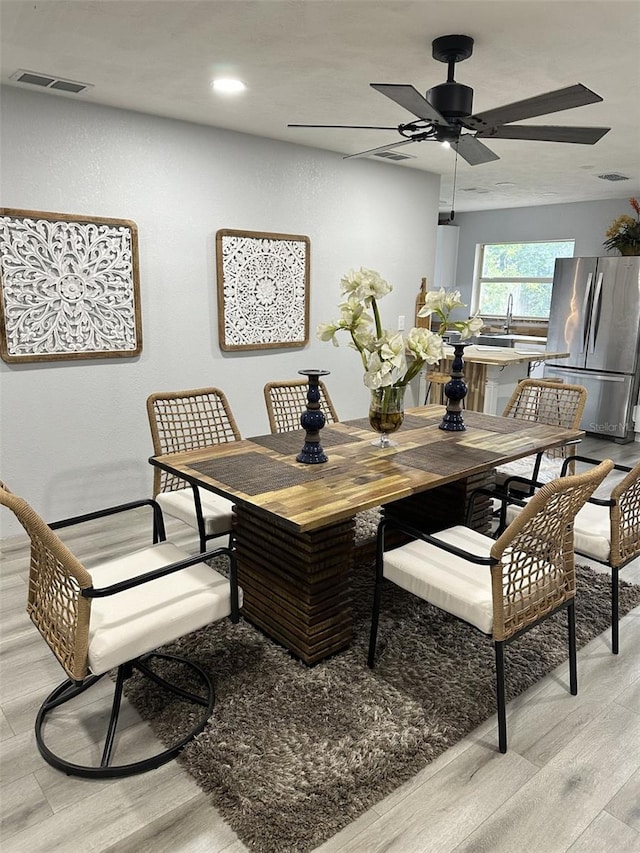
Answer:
[
  {"left": 296, "top": 369, "right": 330, "bottom": 464},
  {"left": 439, "top": 343, "right": 469, "bottom": 432}
]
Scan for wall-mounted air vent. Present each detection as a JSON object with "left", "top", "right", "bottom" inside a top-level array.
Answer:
[
  {"left": 597, "top": 173, "right": 630, "bottom": 182},
  {"left": 372, "top": 151, "right": 415, "bottom": 161},
  {"left": 10, "top": 69, "right": 93, "bottom": 94}
]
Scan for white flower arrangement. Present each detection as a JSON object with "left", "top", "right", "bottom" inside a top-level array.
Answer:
[{"left": 318, "top": 269, "right": 483, "bottom": 390}]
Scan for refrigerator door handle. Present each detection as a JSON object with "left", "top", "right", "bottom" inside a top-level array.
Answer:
[
  {"left": 588, "top": 272, "right": 604, "bottom": 354},
  {"left": 580, "top": 272, "right": 593, "bottom": 354}
]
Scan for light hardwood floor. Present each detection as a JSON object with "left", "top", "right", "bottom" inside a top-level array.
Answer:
[{"left": 1, "top": 436, "right": 639, "bottom": 852}]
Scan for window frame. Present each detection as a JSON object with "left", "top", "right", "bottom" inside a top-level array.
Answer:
[{"left": 471, "top": 239, "right": 575, "bottom": 322}]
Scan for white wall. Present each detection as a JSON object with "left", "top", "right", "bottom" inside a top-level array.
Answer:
[
  {"left": 453, "top": 197, "right": 634, "bottom": 305},
  {"left": 0, "top": 87, "right": 440, "bottom": 536}
]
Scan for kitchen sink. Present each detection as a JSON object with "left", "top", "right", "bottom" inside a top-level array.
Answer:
[
  {"left": 475, "top": 334, "right": 547, "bottom": 349},
  {"left": 475, "top": 334, "right": 518, "bottom": 348}
]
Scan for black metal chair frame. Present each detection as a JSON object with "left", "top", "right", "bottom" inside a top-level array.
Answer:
[
  {"left": 36, "top": 500, "right": 239, "bottom": 779},
  {"left": 501, "top": 455, "right": 637, "bottom": 655},
  {"left": 560, "top": 455, "right": 636, "bottom": 655},
  {"left": 368, "top": 508, "right": 578, "bottom": 755}
]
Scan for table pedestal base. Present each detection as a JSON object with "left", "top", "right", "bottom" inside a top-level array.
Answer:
[
  {"left": 234, "top": 506, "right": 355, "bottom": 665},
  {"left": 234, "top": 472, "right": 494, "bottom": 665},
  {"left": 383, "top": 471, "right": 495, "bottom": 535}
]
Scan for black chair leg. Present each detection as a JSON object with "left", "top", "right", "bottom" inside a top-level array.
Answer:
[
  {"left": 494, "top": 641, "right": 507, "bottom": 754},
  {"left": 568, "top": 601, "right": 577, "bottom": 695},
  {"left": 35, "top": 652, "right": 215, "bottom": 778},
  {"left": 611, "top": 567, "right": 619, "bottom": 654},
  {"left": 368, "top": 579, "right": 382, "bottom": 668}
]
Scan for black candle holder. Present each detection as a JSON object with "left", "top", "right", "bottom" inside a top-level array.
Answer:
[
  {"left": 296, "top": 369, "right": 330, "bottom": 464},
  {"left": 439, "top": 342, "right": 469, "bottom": 431}
]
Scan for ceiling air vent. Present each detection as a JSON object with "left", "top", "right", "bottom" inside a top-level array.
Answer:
[
  {"left": 10, "top": 69, "right": 93, "bottom": 94},
  {"left": 372, "top": 151, "right": 414, "bottom": 161},
  {"left": 597, "top": 173, "right": 630, "bottom": 182}
]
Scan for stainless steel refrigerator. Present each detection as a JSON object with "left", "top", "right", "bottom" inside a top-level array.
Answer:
[{"left": 544, "top": 256, "right": 640, "bottom": 442}]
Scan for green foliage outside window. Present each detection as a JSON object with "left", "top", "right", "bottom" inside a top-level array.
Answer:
[{"left": 477, "top": 240, "right": 574, "bottom": 319}]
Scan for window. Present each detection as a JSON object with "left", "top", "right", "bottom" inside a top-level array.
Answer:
[{"left": 473, "top": 240, "right": 575, "bottom": 321}]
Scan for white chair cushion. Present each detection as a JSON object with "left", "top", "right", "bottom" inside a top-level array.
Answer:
[
  {"left": 87, "top": 542, "right": 241, "bottom": 675},
  {"left": 571, "top": 502, "right": 612, "bottom": 563},
  {"left": 157, "top": 488, "right": 234, "bottom": 535},
  {"left": 383, "top": 526, "right": 495, "bottom": 634},
  {"left": 495, "top": 454, "right": 563, "bottom": 486}
]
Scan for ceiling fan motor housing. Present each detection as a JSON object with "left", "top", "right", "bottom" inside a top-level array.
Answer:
[{"left": 426, "top": 81, "right": 474, "bottom": 119}]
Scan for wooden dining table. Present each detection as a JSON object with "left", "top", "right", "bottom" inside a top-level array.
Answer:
[{"left": 149, "top": 405, "right": 583, "bottom": 665}]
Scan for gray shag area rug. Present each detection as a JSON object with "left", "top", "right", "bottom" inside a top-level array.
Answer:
[{"left": 124, "top": 559, "right": 640, "bottom": 853}]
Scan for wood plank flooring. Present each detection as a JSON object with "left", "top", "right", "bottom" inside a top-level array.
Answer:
[{"left": 1, "top": 436, "right": 639, "bottom": 852}]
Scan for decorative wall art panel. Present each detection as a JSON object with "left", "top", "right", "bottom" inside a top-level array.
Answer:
[
  {"left": 0, "top": 208, "right": 142, "bottom": 363},
  {"left": 216, "top": 229, "right": 310, "bottom": 351}
]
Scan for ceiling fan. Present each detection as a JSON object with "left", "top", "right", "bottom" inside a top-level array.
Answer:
[{"left": 288, "top": 34, "right": 611, "bottom": 165}]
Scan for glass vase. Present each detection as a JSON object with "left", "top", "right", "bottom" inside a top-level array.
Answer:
[{"left": 369, "top": 385, "right": 406, "bottom": 448}]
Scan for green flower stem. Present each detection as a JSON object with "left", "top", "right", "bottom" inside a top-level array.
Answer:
[
  {"left": 348, "top": 328, "right": 369, "bottom": 370},
  {"left": 371, "top": 298, "right": 383, "bottom": 339},
  {"left": 397, "top": 358, "right": 423, "bottom": 387}
]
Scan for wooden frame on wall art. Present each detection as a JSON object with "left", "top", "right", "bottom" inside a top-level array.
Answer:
[
  {"left": 0, "top": 208, "right": 142, "bottom": 363},
  {"left": 216, "top": 228, "right": 310, "bottom": 351}
]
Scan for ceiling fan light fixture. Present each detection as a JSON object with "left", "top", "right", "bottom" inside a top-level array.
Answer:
[{"left": 212, "top": 77, "right": 246, "bottom": 94}]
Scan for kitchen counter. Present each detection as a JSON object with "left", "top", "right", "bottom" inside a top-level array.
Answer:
[
  {"left": 428, "top": 345, "right": 571, "bottom": 415},
  {"left": 451, "top": 344, "right": 568, "bottom": 366}
]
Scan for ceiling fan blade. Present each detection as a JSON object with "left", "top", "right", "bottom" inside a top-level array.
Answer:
[
  {"left": 370, "top": 83, "right": 451, "bottom": 125},
  {"left": 454, "top": 135, "right": 500, "bottom": 165},
  {"left": 475, "top": 124, "right": 611, "bottom": 144},
  {"left": 466, "top": 83, "right": 603, "bottom": 130},
  {"left": 343, "top": 138, "right": 418, "bottom": 160},
  {"left": 288, "top": 124, "right": 398, "bottom": 130}
]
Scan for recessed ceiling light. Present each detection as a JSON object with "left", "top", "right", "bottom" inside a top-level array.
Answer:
[
  {"left": 212, "top": 78, "right": 246, "bottom": 94},
  {"left": 495, "top": 181, "right": 515, "bottom": 187}
]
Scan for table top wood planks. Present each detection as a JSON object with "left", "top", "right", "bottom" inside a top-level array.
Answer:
[{"left": 150, "top": 405, "right": 583, "bottom": 534}]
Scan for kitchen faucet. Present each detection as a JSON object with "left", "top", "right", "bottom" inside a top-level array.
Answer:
[{"left": 504, "top": 292, "right": 514, "bottom": 334}]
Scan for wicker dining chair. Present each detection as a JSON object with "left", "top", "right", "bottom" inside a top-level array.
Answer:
[
  {"left": 504, "top": 456, "right": 640, "bottom": 654},
  {"left": 147, "top": 387, "right": 241, "bottom": 552},
  {"left": 368, "top": 459, "right": 614, "bottom": 753},
  {"left": 0, "top": 480, "right": 241, "bottom": 778},
  {"left": 495, "top": 379, "right": 587, "bottom": 490},
  {"left": 263, "top": 378, "right": 381, "bottom": 549},
  {"left": 263, "top": 378, "right": 339, "bottom": 434}
]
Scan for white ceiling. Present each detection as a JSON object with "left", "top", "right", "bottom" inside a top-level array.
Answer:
[{"left": 1, "top": 0, "right": 639, "bottom": 214}]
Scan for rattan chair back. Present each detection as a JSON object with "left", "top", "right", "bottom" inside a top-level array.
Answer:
[
  {"left": 489, "top": 459, "right": 613, "bottom": 642},
  {"left": 0, "top": 482, "right": 92, "bottom": 681},
  {"left": 501, "top": 379, "right": 586, "bottom": 460},
  {"left": 146, "top": 387, "right": 240, "bottom": 497},
  {"left": 264, "top": 379, "right": 339, "bottom": 434},
  {"left": 609, "top": 461, "right": 640, "bottom": 569}
]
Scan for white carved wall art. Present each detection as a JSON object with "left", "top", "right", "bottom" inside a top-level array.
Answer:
[
  {"left": 0, "top": 209, "right": 142, "bottom": 363},
  {"left": 216, "top": 229, "right": 310, "bottom": 351}
]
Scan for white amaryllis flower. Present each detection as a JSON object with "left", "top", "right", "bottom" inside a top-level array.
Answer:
[
  {"left": 317, "top": 322, "right": 340, "bottom": 345},
  {"left": 418, "top": 287, "right": 465, "bottom": 317},
  {"left": 379, "top": 331, "right": 406, "bottom": 368},
  {"left": 405, "top": 326, "right": 445, "bottom": 363},
  {"left": 363, "top": 332, "right": 407, "bottom": 389},
  {"left": 340, "top": 267, "right": 392, "bottom": 303},
  {"left": 459, "top": 312, "right": 484, "bottom": 340},
  {"left": 318, "top": 269, "right": 483, "bottom": 390},
  {"left": 363, "top": 350, "right": 404, "bottom": 389},
  {"left": 338, "top": 296, "right": 371, "bottom": 331},
  {"left": 352, "top": 328, "right": 377, "bottom": 352}
]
